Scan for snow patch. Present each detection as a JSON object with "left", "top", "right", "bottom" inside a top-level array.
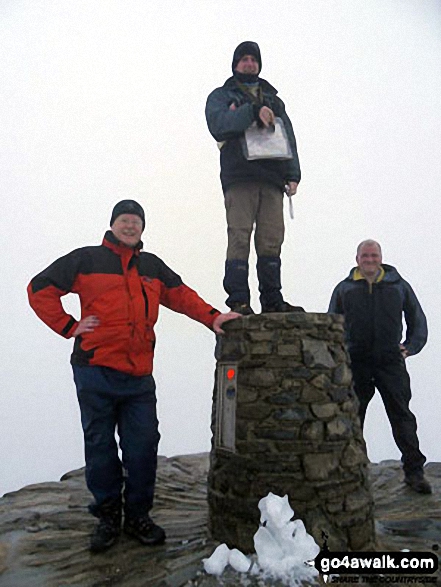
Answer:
[{"left": 203, "top": 492, "right": 320, "bottom": 586}]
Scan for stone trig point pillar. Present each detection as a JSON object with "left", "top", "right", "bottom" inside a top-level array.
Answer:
[{"left": 208, "top": 313, "right": 375, "bottom": 553}]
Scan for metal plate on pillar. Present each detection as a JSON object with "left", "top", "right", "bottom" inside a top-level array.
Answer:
[{"left": 215, "top": 363, "right": 238, "bottom": 452}]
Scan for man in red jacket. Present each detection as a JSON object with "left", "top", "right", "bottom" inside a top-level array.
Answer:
[{"left": 28, "top": 200, "right": 239, "bottom": 553}]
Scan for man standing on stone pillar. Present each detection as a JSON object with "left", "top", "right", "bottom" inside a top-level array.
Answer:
[
  {"left": 205, "top": 41, "right": 303, "bottom": 315},
  {"left": 329, "top": 239, "right": 431, "bottom": 494}
]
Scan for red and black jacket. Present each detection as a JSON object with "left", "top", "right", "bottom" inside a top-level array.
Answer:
[{"left": 28, "top": 231, "right": 220, "bottom": 376}]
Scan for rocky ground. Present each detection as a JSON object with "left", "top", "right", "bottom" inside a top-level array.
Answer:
[{"left": 0, "top": 455, "right": 439, "bottom": 587}]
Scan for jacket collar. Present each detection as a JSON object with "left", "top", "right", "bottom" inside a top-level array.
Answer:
[
  {"left": 223, "top": 75, "right": 278, "bottom": 94},
  {"left": 353, "top": 266, "right": 385, "bottom": 283},
  {"left": 102, "top": 230, "right": 143, "bottom": 256},
  {"left": 348, "top": 264, "right": 400, "bottom": 283}
]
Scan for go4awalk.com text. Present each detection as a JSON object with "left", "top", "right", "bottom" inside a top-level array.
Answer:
[{"left": 314, "top": 551, "right": 438, "bottom": 584}]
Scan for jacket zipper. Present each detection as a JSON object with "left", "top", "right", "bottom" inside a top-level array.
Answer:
[{"left": 122, "top": 254, "right": 136, "bottom": 370}]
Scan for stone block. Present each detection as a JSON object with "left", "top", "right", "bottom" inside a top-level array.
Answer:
[
  {"left": 301, "top": 421, "right": 324, "bottom": 441},
  {"left": 333, "top": 363, "right": 353, "bottom": 386},
  {"left": 302, "top": 339, "right": 336, "bottom": 368},
  {"left": 327, "top": 345, "right": 349, "bottom": 363},
  {"left": 310, "top": 403, "right": 338, "bottom": 419},
  {"left": 223, "top": 318, "right": 245, "bottom": 331},
  {"left": 342, "top": 443, "right": 369, "bottom": 468},
  {"left": 310, "top": 374, "right": 331, "bottom": 390},
  {"left": 240, "top": 358, "right": 269, "bottom": 370},
  {"left": 252, "top": 477, "right": 314, "bottom": 500},
  {"left": 326, "top": 500, "right": 344, "bottom": 514},
  {"left": 328, "top": 387, "right": 353, "bottom": 403},
  {"left": 299, "top": 384, "right": 327, "bottom": 403},
  {"left": 260, "top": 357, "right": 301, "bottom": 370},
  {"left": 284, "top": 367, "right": 312, "bottom": 379},
  {"left": 286, "top": 484, "right": 317, "bottom": 501},
  {"left": 330, "top": 316, "right": 345, "bottom": 328},
  {"left": 285, "top": 313, "right": 312, "bottom": 324},
  {"left": 254, "top": 429, "right": 300, "bottom": 441},
  {"left": 280, "top": 379, "right": 303, "bottom": 390},
  {"left": 303, "top": 453, "right": 340, "bottom": 481},
  {"left": 236, "top": 440, "right": 274, "bottom": 455},
  {"left": 237, "top": 388, "right": 259, "bottom": 404},
  {"left": 268, "top": 390, "right": 301, "bottom": 405},
  {"left": 237, "top": 404, "right": 272, "bottom": 420},
  {"left": 270, "top": 447, "right": 302, "bottom": 465},
  {"left": 330, "top": 510, "right": 371, "bottom": 529},
  {"left": 280, "top": 333, "right": 309, "bottom": 344},
  {"left": 250, "top": 342, "right": 274, "bottom": 355},
  {"left": 326, "top": 417, "right": 352, "bottom": 440},
  {"left": 246, "top": 330, "right": 277, "bottom": 342},
  {"left": 244, "top": 369, "right": 277, "bottom": 387},
  {"left": 342, "top": 399, "right": 359, "bottom": 413},
  {"left": 277, "top": 343, "right": 301, "bottom": 357},
  {"left": 315, "top": 480, "right": 362, "bottom": 500},
  {"left": 217, "top": 340, "right": 247, "bottom": 360},
  {"left": 273, "top": 407, "right": 311, "bottom": 421},
  {"left": 225, "top": 315, "right": 259, "bottom": 330},
  {"left": 262, "top": 315, "right": 292, "bottom": 329},
  {"left": 254, "top": 461, "right": 297, "bottom": 475},
  {"left": 316, "top": 441, "right": 347, "bottom": 452}
]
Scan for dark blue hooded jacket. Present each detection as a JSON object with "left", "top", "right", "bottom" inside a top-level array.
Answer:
[{"left": 328, "top": 264, "right": 427, "bottom": 358}]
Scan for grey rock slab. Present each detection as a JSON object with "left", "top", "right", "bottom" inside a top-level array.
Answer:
[{"left": 1, "top": 455, "right": 440, "bottom": 586}]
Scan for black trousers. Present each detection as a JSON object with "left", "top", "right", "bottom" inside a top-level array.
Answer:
[{"left": 350, "top": 352, "right": 426, "bottom": 475}]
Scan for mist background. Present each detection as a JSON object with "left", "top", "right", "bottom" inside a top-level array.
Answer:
[{"left": 1, "top": 0, "right": 440, "bottom": 496}]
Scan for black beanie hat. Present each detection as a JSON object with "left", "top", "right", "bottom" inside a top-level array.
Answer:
[
  {"left": 232, "top": 41, "right": 262, "bottom": 74},
  {"left": 110, "top": 200, "right": 145, "bottom": 229}
]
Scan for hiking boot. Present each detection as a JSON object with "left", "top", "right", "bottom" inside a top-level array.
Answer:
[
  {"left": 262, "top": 301, "right": 305, "bottom": 313},
  {"left": 88, "top": 499, "right": 122, "bottom": 553},
  {"left": 124, "top": 514, "right": 166, "bottom": 546},
  {"left": 404, "top": 472, "right": 432, "bottom": 494},
  {"left": 230, "top": 302, "right": 255, "bottom": 316},
  {"left": 90, "top": 515, "right": 121, "bottom": 553}
]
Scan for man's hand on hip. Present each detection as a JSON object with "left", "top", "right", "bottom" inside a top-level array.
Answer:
[
  {"left": 73, "top": 316, "right": 100, "bottom": 337},
  {"left": 399, "top": 344, "right": 409, "bottom": 359}
]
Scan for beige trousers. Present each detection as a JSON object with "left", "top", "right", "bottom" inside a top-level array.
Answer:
[{"left": 224, "top": 182, "right": 285, "bottom": 260}]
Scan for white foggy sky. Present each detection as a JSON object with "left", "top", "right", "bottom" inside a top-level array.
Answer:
[{"left": 1, "top": 0, "right": 440, "bottom": 496}]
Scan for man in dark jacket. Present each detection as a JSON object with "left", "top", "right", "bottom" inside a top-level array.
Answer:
[
  {"left": 28, "top": 200, "right": 239, "bottom": 552},
  {"left": 329, "top": 239, "right": 431, "bottom": 494},
  {"left": 206, "top": 41, "right": 302, "bottom": 315}
]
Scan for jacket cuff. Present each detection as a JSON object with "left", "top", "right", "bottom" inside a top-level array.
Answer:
[
  {"left": 62, "top": 317, "right": 78, "bottom": 338},
  {"left": 209, "top": 308, "right": 221, "bottom": 328}
]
